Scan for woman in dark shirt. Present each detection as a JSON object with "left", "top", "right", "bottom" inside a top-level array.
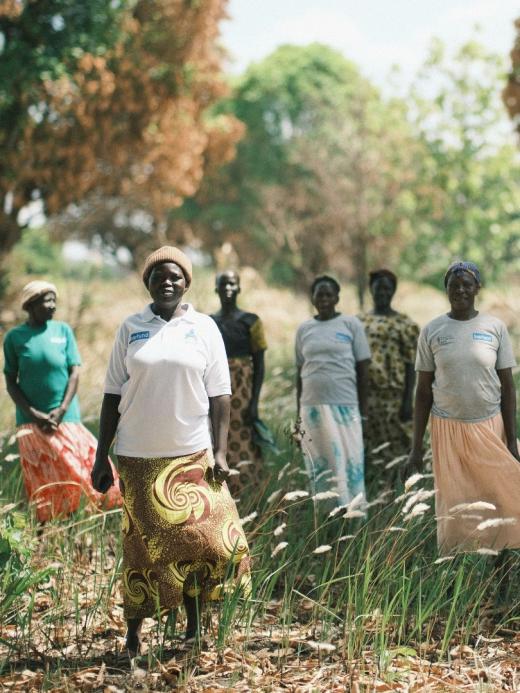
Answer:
[{"left": 211, "top": 271, "right": 267, "bottom": 495}]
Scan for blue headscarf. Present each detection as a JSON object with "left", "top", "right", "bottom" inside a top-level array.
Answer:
[{"left": 444, "top": 261, "right": 481, "bottom": 288}]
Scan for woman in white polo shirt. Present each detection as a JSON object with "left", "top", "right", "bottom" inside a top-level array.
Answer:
[
  {"left": 91, "top": 246, "right": 250, "bottom": 655},
  {"left": 408, "top": 261, "right": 520, "bottom": 555}
]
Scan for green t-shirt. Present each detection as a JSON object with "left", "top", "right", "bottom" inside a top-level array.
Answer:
[{"left": 3, "top": 320, "right": 82, "bottom": 425}]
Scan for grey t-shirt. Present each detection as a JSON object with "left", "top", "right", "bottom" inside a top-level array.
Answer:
[
  {"left": 415, "top": 313, "right": 516, "bottom": 422},
  {"left": 295, "top": 314, "right": 371, "bottom": 406}
]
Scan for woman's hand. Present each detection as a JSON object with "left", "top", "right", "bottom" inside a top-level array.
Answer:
[
  {"left": 213, "top": 449, "right": 230, "bottom": 482},
  {"left": 399, "top": 400, "right": 413, "bottom": 422},
  {"left": 91, "top": 454, "right": 114, "bottom": 493},
  {"left": 48, "top": 406, "right": 66, "bottom": 428},
  {"left": 292, "top": 416, "right": 304, "bottom": 449},
  {"left": 402, "top": 449, "right": 424, "bottom": 481},
  {"left": 507, "top": 440, "right": 520, "bottom": 463},
  {"left": 244, "top": 401, "right": 258, "bottom": 424},
  {"left": 30, "top": 407, "right": 57, "bottom": 433}
]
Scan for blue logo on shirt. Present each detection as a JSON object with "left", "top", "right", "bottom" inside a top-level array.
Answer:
[
  {"left": 129, "top": 331, "right": 150, "bottom": 344},
  {"left": 185, "top": 328, "right": 197, "bottom": 342},
  {"left": 335, "top": 332, "right": 352, "bottom": 343},
  {"left": 473, "top": 332, "right": 493, "bottom": 343}
]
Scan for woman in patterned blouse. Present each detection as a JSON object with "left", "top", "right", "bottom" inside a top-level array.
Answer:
[{"left": 359, "top": 269, "right": 419, "bottom": 480}]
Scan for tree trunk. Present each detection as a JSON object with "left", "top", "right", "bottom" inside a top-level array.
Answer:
[
  {"left": 0, "top": 211, "right": 22, "bottom": 258},
  {"left": 355, "top": 233, "right": 368, "bottom": 311}
]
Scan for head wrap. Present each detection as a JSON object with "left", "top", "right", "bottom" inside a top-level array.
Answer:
[
  {"left": 21, "top": 280, "right": 59, "bottom": 310},
  {"left": 142, "top": 246, "right": 193, "bottom": 287},
  {"left": 444, "top": 261, "right": 481, "bottom": 288},
  {"left": 369, "top": 268, "right": 397, "bottom": 290}
]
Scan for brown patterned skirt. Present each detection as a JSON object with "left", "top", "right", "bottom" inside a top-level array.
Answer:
[
  {"left": 118, "top": 449, "right": 251, "bottom": 620},
  {"left": 364, "top": 388, "right": 412, "bottom": 463},
  {"left": 227, "top": 356, "right": 262, "bottom": 495}
]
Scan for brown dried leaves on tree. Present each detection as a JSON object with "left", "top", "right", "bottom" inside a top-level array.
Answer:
[
  {"left": 0, "top": 0, "right": 243, "bottom": 257},
  {"left": 503, "top": 17, "right": 520, "bottom": 134}
]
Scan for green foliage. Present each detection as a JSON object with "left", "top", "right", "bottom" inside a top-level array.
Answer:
[
  {"left": 222, "top": 43, "right": 366, "bottom": 183},
  {"left": 174, "top": 44, "right": 407, "bottom": 291},
  {"left": 0, "top": 507, "right": 52, "bottom": 626},
  {"left": 10, "top": 226, "right": 64, "bottom": 276},
  {"left": 401, "top": 39, "right": 520, "bottom": 286},
  {"left": 0, "top": 1, "right": 127, "bottom": 132}
]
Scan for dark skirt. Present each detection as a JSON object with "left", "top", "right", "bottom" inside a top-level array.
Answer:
[{"left": 227, "top": 356, "right": 263, "bottom": 495}]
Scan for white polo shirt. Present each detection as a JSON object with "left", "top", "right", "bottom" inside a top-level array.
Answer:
[{"left": 104, "top": 303, "right": 231, "bottom": 458}]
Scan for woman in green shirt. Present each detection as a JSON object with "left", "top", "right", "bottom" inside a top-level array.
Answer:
[{"left": 3, "top": 280, "right": 120, "bottom": 522}]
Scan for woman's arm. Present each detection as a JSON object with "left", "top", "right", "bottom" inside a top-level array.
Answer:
[
  {"left": 4, "top": 373, "right": 55, "bottom": 432},
  {"left": 355, "top": 358, "right": 370, "bottom": 419},
  {"left": 497, "top": 367, "right": 520, "bottom": 461},
  {"left": 209, "top": 394, "right": 231, "bottom": 477},
  {"left": 91, "top": 393, "right": 121, "bottom": 492},
  {"left": 48, "top": 365, "right": 80, "bottom": 427},
  {"left": 296, "top": 366, "right": 302, "bottom": 417},
  {"left": 400, "top": 363, "right": 416, "bottom": 422},
  {"left": 406, "top": 370, "right": 434, "bottom": 472},
  {"left": 247, "top": 350, "right": 265, "bottom": 421}
]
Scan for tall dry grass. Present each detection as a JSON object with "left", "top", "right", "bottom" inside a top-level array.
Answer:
[{"left": 1, "top": 268, "right": 520, "bottom": 685}]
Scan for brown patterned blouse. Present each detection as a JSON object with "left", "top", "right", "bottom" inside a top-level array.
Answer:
[{"left": 358, "top": 312, "right": 419, "bottom": 391}]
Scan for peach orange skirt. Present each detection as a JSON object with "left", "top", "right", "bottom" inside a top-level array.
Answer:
[
  {"left": 431, "top": 413, "right": 520, "bottom": 554},
  {"left": 17, "top": 422, "right": 121, "bottom": 522}
]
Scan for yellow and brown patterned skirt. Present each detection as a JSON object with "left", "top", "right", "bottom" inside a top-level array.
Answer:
[
  {"left": 227, "top": 357, "right": 263, "bottom": 495},
  {"left": 118, "top": 449, "right": 251, "bottom": 620}
]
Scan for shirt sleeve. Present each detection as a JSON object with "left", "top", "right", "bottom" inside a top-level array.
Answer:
[
  {"left": 400, "top": 317, "right": 420, "bottom": 365},
  {"left": 415, "top": 326, "right": 435, "bottom": 372},
  {"left": 250, "top": 317, "right": 268, "bottom": 352},
  {"left": 203, "top": 319, "right": 231, "bottom": 397},
  {"left": 64, "top": 324, "right": 82, "bottom": 367},
  {"left": 350, "top": 317, "right": 371, "bottom": 362},
  {"left": 3, "top": 331, "right": 18, "bottom": 377},
  {"left": 104, "top": 323, "right": 130, "bottom": 395},
  {"left": 496, "top": 322, "right": 516, "bottom": 370}
]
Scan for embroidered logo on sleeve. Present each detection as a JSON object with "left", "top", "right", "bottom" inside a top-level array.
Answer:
[
  {"left": 50, "top": 336, "right": 67, "bottom": 344},
  {"left": 335, "top": 332, "right": 352, "bottom": 343},
  {"left": 473, "top": 332, "right": 493, "bottom": 343},
  {"left": 437, "top": 335, "right": 454, "bottom": 345},
  {"left": 129, "top": 331, "right": 150, "bottom": 344}
]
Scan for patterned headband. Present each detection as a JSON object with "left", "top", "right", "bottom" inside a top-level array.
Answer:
[{"left": 444, "top": 261, "right": 481, "bottom": 288}]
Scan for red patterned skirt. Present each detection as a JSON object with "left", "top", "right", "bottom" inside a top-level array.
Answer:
[{"left": 17, "top": 422, "right": 121, "bottom": 522}]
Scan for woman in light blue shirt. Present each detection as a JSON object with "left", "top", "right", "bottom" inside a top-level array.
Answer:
[{"left": 295, "top": 275, "right": 371, "bottom": 506}]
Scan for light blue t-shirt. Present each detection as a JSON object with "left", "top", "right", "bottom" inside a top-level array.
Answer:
[{"left": 295, "top": 314, "right": 371, "bottom": 406}]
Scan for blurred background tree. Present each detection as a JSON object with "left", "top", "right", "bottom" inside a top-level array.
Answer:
[
  {"left": 402, "top": 39, "right": 520, "bottom": 287},
  {"left": 503, "top": 17, "right": 520, "bottom": 134},
  {"left": 171, "top": 44, "right": 419, "bottom": 299},
  {"left": 1, "top": 4, "right": 518, "bottom": 302},
  {"left": 0, "top": 0, "right": 127, "bottom": 253},
  {"left": 0, "top": 0, "right": 243, "bottom": 270},
  {"left": 173, "top": 38, "right": 519, "bottom": 299}
]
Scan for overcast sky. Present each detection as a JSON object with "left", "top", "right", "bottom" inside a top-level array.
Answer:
[{"left": 221, "top": 0, "right": 519, "bottom": 87}]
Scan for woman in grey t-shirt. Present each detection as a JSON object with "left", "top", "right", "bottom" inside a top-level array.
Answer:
[
  {"left": 295, "top": 275, "right": 371, "bottom": 506},
  {"left": 407, "top": 261, "right": 520, "bottom": 554}
]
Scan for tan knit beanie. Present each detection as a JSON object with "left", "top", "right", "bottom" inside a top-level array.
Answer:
[
  {"left": 21, "top": 280, "right": 59, "bottom": 310},
  {"left": 142, "top": 246, "right": 193, "bottom": 287}
]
